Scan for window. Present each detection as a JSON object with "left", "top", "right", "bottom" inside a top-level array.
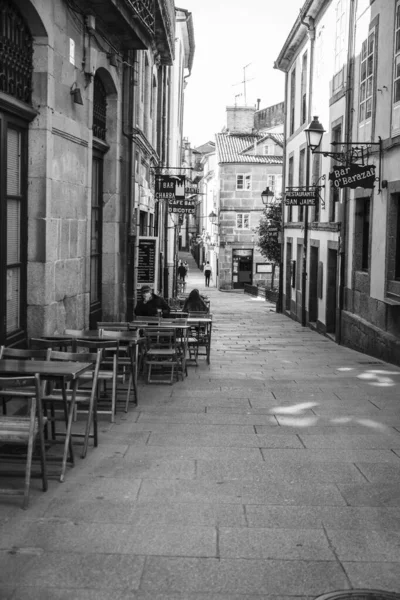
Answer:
[
  {"left": 287, "top": 156, "right": 294, "bottom": 222},
  {"left": 290, "top": 68, "right": 296, "bottom": 135},
  {"left": 362, "top": 198, "right": 370, "bottom": 271},
  {"left": 263, "top": 145, "right": 274, "bottom": 155},
  {"left": 236, "top": 213, "right": 250, "bottom": 229},
  {"left": 330, "top": 125, "right": 342, "bottom": 222},
  {"left": 236, "top": 174, "right": 251, "bottom": 190},
  {"left": 333, "top": 0, "right": 347, "bottom": 92},
  {"left": 359, "top": 31, "right": 375, "bottom": 123},
  {"left": 298, "top": 149, "right": 306, "bottom": 222},
  {"left": 267, "top": 174, "right": 282, "bottom": 197},
  {"left": 301, "top": 52, "right": 308, "bottom": 124},
  {"left": 394, "top": 3, "right": 400, "bottom": 105}
]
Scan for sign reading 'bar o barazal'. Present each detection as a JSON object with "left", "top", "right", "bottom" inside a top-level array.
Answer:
[
  {"left": 285, "top": 190, "right": 317, "bottom": 206},
  {"left": 329, "top": 163, "right": 376, "bottom": 189}
]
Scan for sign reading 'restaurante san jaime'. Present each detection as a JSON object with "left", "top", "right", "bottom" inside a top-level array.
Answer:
[{"left": 329, "top": 163, "right": 376, "bottom": 189}]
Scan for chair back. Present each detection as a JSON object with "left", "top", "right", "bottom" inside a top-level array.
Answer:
[
  {"left": 29, "top": 337, "right": 73, "bottom": 351},
  {"left": 188, "top": 312, "right": 212, "bottom": 319},
  {"left": 0, "top": 346, "right": 48, "bottom": 360},
  {"left": 97, "top": 322, "right": 130, "bottom": 331},
  {"left": 144, "top": 327, "right": 177, "bottom": 351}
]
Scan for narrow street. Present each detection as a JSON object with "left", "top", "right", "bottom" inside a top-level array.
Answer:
[{"left": 1, "top": 253, "right": 400, "bottom": 598}]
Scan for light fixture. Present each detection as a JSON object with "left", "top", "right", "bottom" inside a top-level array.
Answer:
[
  {"left": 305, "top": 116, "right": 326, "bottom": 153},
  {"left": 208, "top": 210, "right": 218, "bottom": 224},
  {"left": 261, "top": 186, "right": 275, "bottom": 205},
  {"left": 70, "top": 82, "right": 83, "bottom": 105},
  {"left": 108, "top": 53, "right": 118, "bottom": 67}
]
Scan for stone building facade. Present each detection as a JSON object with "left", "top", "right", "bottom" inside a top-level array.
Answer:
[{"left": 0, "top": 0, "right": 194, "bottom": 346}]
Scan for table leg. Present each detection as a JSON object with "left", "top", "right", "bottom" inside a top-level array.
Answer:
[{"left": 59, "top": 378, "right": 77, "bottom": 483}]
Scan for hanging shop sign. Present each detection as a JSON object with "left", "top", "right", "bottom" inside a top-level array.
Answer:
[
  {"left": 168, "top": 199, "right": 196, "bottom": 214},
  {"left": 155, "top": 175, "right": 186, "bottom": 201},
  {"left": 284, "top": 189, "right": 317, "bottom": 206},
  {"left": 329, "top": 163, "right": 376, "bottom": 189}
]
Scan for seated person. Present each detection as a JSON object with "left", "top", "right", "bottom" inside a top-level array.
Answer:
[
  {"left": 183, "top": 288, "right": 209, "bottom": 314},
  {"left": 135, "top": 285, "right": 170, "bottom": 317}
]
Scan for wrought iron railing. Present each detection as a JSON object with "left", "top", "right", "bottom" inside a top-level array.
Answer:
[{"left": 124, "top": 0, "right": 155, "bottom": 36}]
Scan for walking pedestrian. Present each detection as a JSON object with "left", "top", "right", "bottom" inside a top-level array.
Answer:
[
  {"left": 177, "top": 262, "right": 187, "bottom": 282},
  {"left": 203, "top": 261, "right": 212, "bottom": 287}
]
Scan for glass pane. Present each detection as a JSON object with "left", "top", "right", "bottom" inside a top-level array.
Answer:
[
  {"left": 368, "top": 33, "right": 374, "bottom": 54},
  {"left": 90, "top": 256, "right": 99, "bottom": 302},
  {"left": 396, "top": 29, "right": 400, "bottom": 53},
  {"left": 243, "top": 214, "right": 249, "bottom": 229},
  {"left": 394, "top": 79, "right": 400, "bottom": 104},
  {"left": 360, "top": 81, "right": 366, "bottom": 101},
  {"left": 366, "top": 98, "right": 372, "bottom": 119},
  {"left": 359, "top": 102, "right": 365, "bottom": 122},
  {"left": 361, "top": 61, "right": 367, "bottom": 82},
  {"left": 92, "top": 160, "right": 99, "bottom": 207},
  {"left": 245, "top": 175, "right": 251, "bottom": 190},
  {"left": 236, "top": 214, "right": 242, "bottom": 228},
  {"left": 367, "top": 55, "right": 373, "bottom": 76},
  {"left": 6, "top": 267, "right": 20, "bottom": 332},
  {"left": 396, "top": 56, "right": 400, "bottom": 78},
  {"left": 366, "top": 76, "right": 373, "bottom": 98},
  {"left": 7, "top": 128, "right": 21, "bottom": 196},
  {"left": 91, "top": 209, "right": 99, "bottom": 253},
  {"left": 361, "top": 40, "right": 367, "bottom": 61},
  {"left": 397, "top": 4, "right": 400, "bottom": 29},
  {"left": 7, "top": 199, "right": 20, "bottom": 264}
]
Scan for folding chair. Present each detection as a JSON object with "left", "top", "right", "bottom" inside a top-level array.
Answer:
[
  {"left": 0, "top": 346, "right": 48, "bottom": 415},
  {"left": 188, "top": 313, "right": 213, "bottom": 365},
  {"left": 44, "top": 349, "right": 102, "bottom": 458},
  {"left": 144, "top": 328, "right": 181, "bottom": 384},
  {"left": 0, "top": 374, "right": 47, "bottom": 509},
  {"left": 100, "top": 330, "right": 139, "bottom": 411},
  {"left": 75, "top": 339, "right": 121, "bottom": 422}
]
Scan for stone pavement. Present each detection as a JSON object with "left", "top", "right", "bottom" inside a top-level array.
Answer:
[{"left": 1, "top": 250, "right": 400, "bottom": 599}]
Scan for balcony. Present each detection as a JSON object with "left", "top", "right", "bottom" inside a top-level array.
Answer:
[{"left": 80, "top": 0, "right": 175, "bottom": 60}]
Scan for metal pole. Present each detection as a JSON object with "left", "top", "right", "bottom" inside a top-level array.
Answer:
[{"left": 302, "top": 149, "right": 311, "bottom": 327}]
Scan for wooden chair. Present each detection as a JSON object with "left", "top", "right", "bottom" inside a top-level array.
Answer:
[
  {"left": 0, "top": 374, "right": 47, "bottom": 509},
  {"left": 75, "top": 339, "right": 121, "bottom": 422},
  {"left": 143, "top": 328, "right": 181, "bottom": 384},
  {"left": 44, "top": 349, "right": 102, "bottom": 458},
  {"left": 100, "top": 330, "right": 138, "bottom": 411},
  {"left": 0, "top": 346, "right": 48, "bottom": 415},
  {"left": 30, "top": 337, "right": 73, "bottom": 351},
  {"left": 188, "top": 314, "right": 213, "bottom": 365}
]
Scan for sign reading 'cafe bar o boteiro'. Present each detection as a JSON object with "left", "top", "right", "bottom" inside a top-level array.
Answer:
[{"left": 329, "top": 163, "right": 376, "bottom": 189}]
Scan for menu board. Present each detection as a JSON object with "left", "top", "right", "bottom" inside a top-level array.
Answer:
[{"left": 137, "top": 237, "right": 158, "bottom": 290}]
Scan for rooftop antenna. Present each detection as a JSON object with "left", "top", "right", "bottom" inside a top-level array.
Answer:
[
  {"left": 232, "top": 63, "right": 254, "bottom": 105},
  {"left": 234, "top": 93, "right": 242, "bottom": 106}
]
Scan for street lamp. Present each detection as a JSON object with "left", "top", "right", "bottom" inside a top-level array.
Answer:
[
  {"left": 208, "top": 210, "right": 218, "bottom": 224},
  {"left": 261, "top": 186, "right": 275, "bottom": 206},
  {"left": 304, "top": 116, "right": 326, "bottom": 153}
]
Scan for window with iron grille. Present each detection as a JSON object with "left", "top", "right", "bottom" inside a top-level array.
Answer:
[
  {"left": 0, "top": 1, "right": 33, "bottom": 104},
  {"left": 93, "top": 75, "right": 107, "bottom": 141},
  {"left": 359, "top": 31, "right": 375, "bottom": 123}
]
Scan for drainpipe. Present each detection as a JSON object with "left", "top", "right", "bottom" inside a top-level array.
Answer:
[
  {"left": 122, "top": 49, "right": 137, "bottom": 319},
  {"left": 302, "top": 16, "right": 315, "bottom": 327},
  {"left": 337, "top": 0, "right": 356, "bottom": 344},
  {"left": 162, "top": 66, "right": 170, "bottom": 298}
]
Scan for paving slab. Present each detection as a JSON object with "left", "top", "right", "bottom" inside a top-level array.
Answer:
[{"left": 2, "top": 253, "right": 400, "bottom": 596}]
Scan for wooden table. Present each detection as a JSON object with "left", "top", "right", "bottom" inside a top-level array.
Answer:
[
  {"left": 41, "top": 330, "right": 144, "bottom": 404},
  {"left": 0, "top": 359, "right": 91, "bottom": 482}
]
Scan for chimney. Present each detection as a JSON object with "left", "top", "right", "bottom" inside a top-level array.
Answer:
[{"left": 226, "top": 106, "right": 256, "bottom": 134}]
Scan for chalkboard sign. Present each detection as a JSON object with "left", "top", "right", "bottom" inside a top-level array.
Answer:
[{"left": 138, "top": 237, "right": 159, "bottom": 290}]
